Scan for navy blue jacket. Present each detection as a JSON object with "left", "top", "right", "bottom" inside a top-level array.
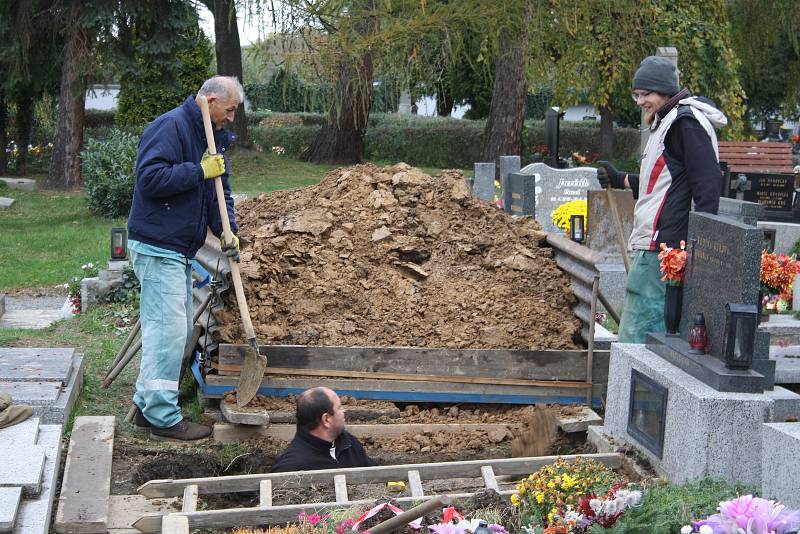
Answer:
[{"left": 127, "top": 95, "right": 238, "bottom": 258}]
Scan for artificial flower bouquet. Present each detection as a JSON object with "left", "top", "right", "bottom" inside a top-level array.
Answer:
[
  {"left": 760, "top": 250, "right": 800, "bottom": 311},
  {"left": 658, "top": 240, "right": 688, "bottom": 286},
  {"left": 681, "top": 494, "right": 800, "bottom": 534},
  {"left": 513, "top": 457, "right": 639, "bottom": 533}
]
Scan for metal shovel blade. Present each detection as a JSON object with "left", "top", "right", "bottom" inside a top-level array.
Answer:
[{"left": 236, "top": 338, "right": 267, "bottom": 407}]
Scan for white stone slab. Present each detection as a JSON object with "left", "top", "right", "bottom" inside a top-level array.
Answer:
[
  {"left": 0, "top": 310, "right": 63, "bottom": 330},
  {"left": 761, "top": 423, "right": 800, "bottom": 508},
  {"left": 0, "top": 487, "right": 22, "bottom": 531},
  {"left": 0, "top": 349, "right": 74, "bottom": 383},
  {"left": 0, "top": 446, "right": 45, "bottom": 496},
  {"left": 0, "top": 418, "right": 39, "bottom": 449},
  {"left": 600, "top": 343, "right": 800, "bottom": 487},
  {"left": 14, "top": 424, "right": 63, "bottom": 534},
  {"left": 0, "top": 383, "right": 61, "bottom": 406},
  {"left": 0, "top": 197, "right": 14, "bottom": 209},
  {"left": 0, "top": 178, "right": 35, "bottom": 192},
  {"left": 558, "top": 406, "right": 603, "bottom": 433},
  {"left": 55, "top": 417, "right": 115, "bottom": 534},
  {"left": 769, "top": 345, "right": 800, "bottom": 384}
]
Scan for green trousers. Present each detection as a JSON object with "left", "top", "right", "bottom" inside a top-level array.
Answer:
[{"left": 618, "top": 251, "right": 666, "bottom": 343}]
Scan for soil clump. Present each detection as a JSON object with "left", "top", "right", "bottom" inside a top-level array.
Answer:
[{"left": 216, "top": 163, "right": 580, "bottom": 349}]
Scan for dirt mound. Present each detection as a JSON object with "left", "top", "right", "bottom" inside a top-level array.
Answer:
[{"left": 217, "top": 163, "right": 580, "bottom": 349}]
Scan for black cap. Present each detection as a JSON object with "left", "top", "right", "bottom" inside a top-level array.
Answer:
[{"left": 633, "top": 56, "right": 680, "bottom": 96}]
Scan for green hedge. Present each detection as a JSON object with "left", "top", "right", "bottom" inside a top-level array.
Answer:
[
  {"left": 81, "top": 129, "right": 139, "bottom": 218},
  {"left": 250, "top": 114, "right": 640, "bottom": 168}
]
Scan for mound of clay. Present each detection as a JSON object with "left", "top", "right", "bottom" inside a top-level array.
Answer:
[{"left": 216, "top": 163, "right": 580, "bottom": 349}]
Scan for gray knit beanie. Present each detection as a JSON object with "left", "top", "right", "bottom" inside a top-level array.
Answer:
[{"left": 632, "top": 56, "right": 680, "bottom": 96}]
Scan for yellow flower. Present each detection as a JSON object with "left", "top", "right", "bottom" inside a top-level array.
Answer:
[
  {"left": 511, "top": 493, "right": 520, "bottom": 506},
  {"left": 547, "top": 480, "right": 555, "bottom": 489},
  {"left": 536, "top": 492, "right": 545, "bottom": 504}
]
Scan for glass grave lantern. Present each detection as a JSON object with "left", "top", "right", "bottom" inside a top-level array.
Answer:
[
  {"left": 722, "top": 303, "right": 758, "bottom": 370},
  {"left": 111, "top": 227, "right": 128, "bottom": 260},
  {"left": 570, "top": 214, "right": 585, "bottom": 243}
]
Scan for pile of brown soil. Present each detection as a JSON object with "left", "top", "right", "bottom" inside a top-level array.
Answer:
[{"left": 216, "top": 163, "right": 580, "bottom": 349}]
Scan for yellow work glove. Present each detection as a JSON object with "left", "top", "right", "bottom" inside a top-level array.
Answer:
[
  {"left": 200, "top": 151, "right": 226, "bottom": 180},
  {"left": 221, "top": 234, "right": 240, "bottom": 259}
]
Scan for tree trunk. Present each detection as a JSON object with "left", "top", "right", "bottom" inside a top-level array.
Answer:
[
  {"left": 47, "top": 3, "right": 86, "bottom": 190},
  {"left": 599, "top": 105, "right": 614, "bottom": 160},
  {"left": 14, "top": 93, "right": 34, "bottom": 176},
  {"left": 206, "top": 0, "right": 248, "bottom": 147},
  {"left": 0, "top": 91, "right": 7, "bottom": 174},
  {"left": 435, "top": 81, "right": 454, "bottom": 117},
  {"left": 302, "top": 53, "right": 374, "bottom": 164},
  {"left": 480, "top": 1, "right": 532, "bottom": 163}
]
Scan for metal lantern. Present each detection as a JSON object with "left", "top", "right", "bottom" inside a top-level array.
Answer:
[
  {"left": 111, "top": 227, "right": 128, "bottom": 260},
  {"left": 722, "top": 303, "right": 758, "bottom": 370},
  {"left": 570, "top": 214, "right": 585, "bottom": 243}
]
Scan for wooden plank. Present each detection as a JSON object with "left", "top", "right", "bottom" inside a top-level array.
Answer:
[
  {"left": 204, "top": 375, "right": 601, "bottom": 401},
  {"left": 181, "top": 485, "right": 198, "bottom": 513},
  {"left": 217, "top": 344, "right": 604, "bottom": 382},
  {"left": 134, "top": 491, "right": 517, "bottom": 533},
  {"left": 138, "top": 453, "right": 622, "bottom": 498},
  {"left": 407, "top": 470, "right": 424, "bottom": 498},
  {"left": 211, "top": 365, "right": 592, "bottom": 389},
  {"left": 333, "top": 475, "right": 348, "bottom": 504},
  {"left": 161, "top": 514, "right": 189, "bottom": 534},
  {"left": 481, "top": 466, "right": 498, "bottom": 492},
  {"left": 213, "top": 423, "right": 515, "bottom": 444},
  {"left": 259, "top": 480, "right": 272, "bottom": 508}
]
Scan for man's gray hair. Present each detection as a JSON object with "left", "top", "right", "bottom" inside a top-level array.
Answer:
[{"left": 198, "top": 76, "right": 244, "bottom": 103}]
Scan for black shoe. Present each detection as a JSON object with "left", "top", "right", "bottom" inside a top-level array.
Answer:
[{"left": 150, "top": 420, "right": 212, "bottom": 442}]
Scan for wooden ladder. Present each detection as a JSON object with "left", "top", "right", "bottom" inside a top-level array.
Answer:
[{"left": 136, "top": 453, "right": 622, "bottom": 533}]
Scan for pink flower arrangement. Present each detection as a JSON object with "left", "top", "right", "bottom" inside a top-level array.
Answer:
[{"left": 686, "top": 495, "right": 800, "bottom": 534}]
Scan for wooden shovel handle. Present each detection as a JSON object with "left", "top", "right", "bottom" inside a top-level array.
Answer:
[{"left": 197, "top": 96, "right": 257, "bottom": 342}]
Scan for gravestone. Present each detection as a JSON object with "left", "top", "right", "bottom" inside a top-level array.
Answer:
[
  {"left": 503, "top": 173, "right": 536, "bottom": 216},
  {"left": 679, "top": 212, "right": 763, "bottom": 359},
  {"left": 517, "top": 162, "right": 603, "bottom": 233},
  {"left": 472, "top": 163, "right": 495, "bottom": 202},
  {"left": 717, "top": 197, "right": 764, "bottom": 226},
  {"left": 498, "top": 156, "right": 521, "bottom": 208},
  {"left": 646, "top": 211, "right": 774, "bottom": 392},
  {"left": 739, "top": 173, "right": 798, "bottom": 222}
]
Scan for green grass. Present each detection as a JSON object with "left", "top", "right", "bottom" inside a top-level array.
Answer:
[{"left": 0, "top": 175, "right": 125, "bottom": 291}]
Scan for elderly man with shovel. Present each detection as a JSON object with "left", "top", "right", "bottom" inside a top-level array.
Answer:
[{"left": 126, "top": 76, "right": 242, "bottom": 441}]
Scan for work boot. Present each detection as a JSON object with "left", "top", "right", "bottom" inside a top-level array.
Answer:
[
  {"left": 150, "top": 420, "right": 212, "bottom": 442},
  {"left": 133, "top": 406, "right": 151, "bottom": 430}
]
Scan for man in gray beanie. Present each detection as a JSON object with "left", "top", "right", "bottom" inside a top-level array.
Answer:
[{"left": 596, "top": 56, "right": 727, "bottom": 343}]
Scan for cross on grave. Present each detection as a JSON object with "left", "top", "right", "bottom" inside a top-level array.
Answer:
[{"left": 645, "top": 211, "right": 775, "bottom": 393}]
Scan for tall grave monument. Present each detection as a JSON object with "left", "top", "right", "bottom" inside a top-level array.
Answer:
[{"left": 592, "top": 211, "right": 799, "bottom": 489}]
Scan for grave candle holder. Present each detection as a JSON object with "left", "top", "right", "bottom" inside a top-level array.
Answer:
[
  {"left": 570, "top": 214, "right": 585, "bottom": 243},
  {"left": 688, "top": 312, "right": 708, "bottom": 354},
  {"left": 110, "top": 227, "right": 128, "bottom": 260},
  {"left": 722, "top": 303, "right": 758, "bottom": 370}
]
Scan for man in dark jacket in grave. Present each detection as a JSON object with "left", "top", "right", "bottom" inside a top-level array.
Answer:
[
  {"left": 597, "top": 56, "right": 727, "bottom": 343},
  {"left": 270, "top": 387, "right": 377, "bottom": 472},
  {"left": 127, "top": 75, "right": 243, "bottom": 441}
]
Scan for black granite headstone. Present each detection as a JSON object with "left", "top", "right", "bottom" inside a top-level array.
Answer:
[
  {"left": 673, "top": 212, "right": 775, "bottom": 389},
  {"left": 503, "top": 172, "right": 536, "bottom": 216},
  {"left": 741, "top": 173, "right": 797, "bottom": 222}
]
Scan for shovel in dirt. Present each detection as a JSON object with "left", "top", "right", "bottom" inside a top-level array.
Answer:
[{"left": 198, "top": 95, "right": 266, "bottom": 407}]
